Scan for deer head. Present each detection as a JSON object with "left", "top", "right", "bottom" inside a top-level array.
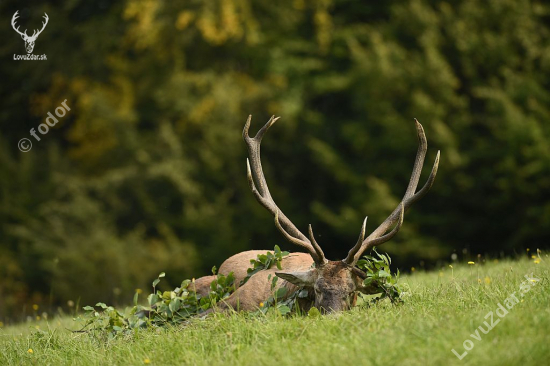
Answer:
[
  {"left": 12, "top": 11, "right": 49, "bottom": 54},
  {"left": 243, "top": 116, "right": 439, "bottom": 313}
]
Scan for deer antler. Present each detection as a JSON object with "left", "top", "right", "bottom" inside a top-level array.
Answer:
[
  {"left": 31, "top": 13, "right": 49, "bottom": 40},
  {"left": 11, "top": 11, "right": 48, "bottom": 40},
  {"left": 243, "top": 115, "right": 327, "bottom": 265},
  {"left": 343, "top": 119, "right": 440, "bottom": 266},
  {"left": 11, "top": 11, "right": 28, "bottom": 38}
]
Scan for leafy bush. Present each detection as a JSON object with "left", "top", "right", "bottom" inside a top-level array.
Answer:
[
  {"left": 79, "top": 270, "right": 236, "bottom": 339},
  {"left": 78, "top": 248, "right": 402, "bottom": 338},
  {"left": 356, "top": 249, "right": 404, "bottom": 304},
  {"left": 241, "top": 245, "right": 289, "bottom": 285}
]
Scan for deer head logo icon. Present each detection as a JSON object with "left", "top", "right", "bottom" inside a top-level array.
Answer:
[{"left": 11, "top": 11, "right": 49, "bottom": 54}]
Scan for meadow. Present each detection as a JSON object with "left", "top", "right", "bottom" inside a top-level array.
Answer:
[{"left": 1, "top": 254, "right": 548, "bottom": 366}]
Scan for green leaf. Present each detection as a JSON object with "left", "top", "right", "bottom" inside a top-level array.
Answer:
[
  {"left": 169, "top": 298, "right": 182, "bottom": 312},
  {"left": 83, "top": 306, "right": 94, "bottom": 311},
  {"left": 276, "top": 287, "right": 288, "bottom": 299},
  {"left": 152, "top": 278, "right": 160, "bottom": 287},
  {"left": 147, "top": 293, "right": 159, "bottom": 306},
  {"left": 356, "top": 259, "right": 369, "bottom": 267},
  {"left": 158, "top": 272, "right": 166, "bottom": 278},
  {"left": 278, "top": 305, "right": 291, "bottom": 315},
  {"left": 378, "top": 270, "right": 391, "bottom": 278},
  {"left": 308, "top": 307, "right": 321, "bottom": 317}
]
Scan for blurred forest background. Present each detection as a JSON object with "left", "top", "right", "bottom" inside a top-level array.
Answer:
[{"left": 1, "top": 0, "right": 549, "bottom": 321}]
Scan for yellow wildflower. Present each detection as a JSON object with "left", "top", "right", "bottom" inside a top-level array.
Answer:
[
  {"left": 534, "top": 259, "right": 541, "bottom": 264},
  {"left": 32, "top": 304, "right": 39, "bottom": 311},
  {"left": 27, "top": 349, "right": 33, "bottom": 354},
  {"left": 527, "top": 248, "right": 530, "bottom": 252},
  {"left": 259, "top": 302, "right": 264, "bottom": 308},
  {"left": 477, "top": 278, "right": 482, "bottom": 284},
  {"left": 144, "top": 359, "right": 151, "bottom": 364},
  {"left": 484, "top": 277, "right": 491, "bottom": 284},
  {"left": 411, "top": 267, "right": 416, "bottom": 272},
  {"left": 468, "top": 261, "right": 475, "bottom": 265},
  {"left": 531, "top": 255, "right": 536, "bottom": 259}
]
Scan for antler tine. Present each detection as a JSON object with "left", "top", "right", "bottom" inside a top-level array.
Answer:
[
  {"left": 308, "top": 224, "right": 326, "bottom": 264},
  {"left": 33, "top": 13, "right": 49, "bottom": 38},
  {"left": 244, "top": 115, "right": 326, "bottom": 265},
  {"left": 364, "top": 203, "right": 404, "bottom": 250},
  {"left": 406, "top": 150, "right": 440, "bottom": 206},
  {"left": 344, "top": 119, "right": 440, "bottom": 266},
  {"left": 403, "top": 119, "right": 428, "bottom": 199},
  {"left": 345, "top": 205, "right": 404, "bottom": 265},
  {"left": 343, "top": 216, "right": 367, "bottom": 264},
  {"left": 274, "top": 210, "right": 312, "bottom": 252},
  {"left": 11, "top": 10, "right": 28, "bottom": 37}
]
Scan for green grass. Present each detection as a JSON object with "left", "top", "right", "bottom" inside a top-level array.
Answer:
[{"left": 1, "top": 255, "right": 548, "bottom": 365}]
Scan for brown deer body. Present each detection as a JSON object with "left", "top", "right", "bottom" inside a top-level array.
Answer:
[{"left": 196, "top": 116, "right": 440, "bottom": 313}]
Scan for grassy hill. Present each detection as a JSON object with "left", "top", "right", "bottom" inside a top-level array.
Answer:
[{"left": 1, "top": 254, "right": 548, "bottom": 365}]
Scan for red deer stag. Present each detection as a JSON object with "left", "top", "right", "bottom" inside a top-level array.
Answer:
[{"left": 195, "top": 116, "right": 439, "bottom": 313}]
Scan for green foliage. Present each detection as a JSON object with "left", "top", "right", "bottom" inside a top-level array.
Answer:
[
  {"left": 78, "top": 246, "right": 291, "bottom": 336},
  {"left": 241, "top": 245, "right": 289, "bottom": 285},
  {"left": 79, "top": 271, "right": 236, "bottom": 338},
  {"left": 356, "top": 249, "right": 404, "bottom": 304}
]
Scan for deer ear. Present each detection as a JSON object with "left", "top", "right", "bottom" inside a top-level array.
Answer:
[{"left": 275, "top": 270, "right": 316, "bottom": 286}]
